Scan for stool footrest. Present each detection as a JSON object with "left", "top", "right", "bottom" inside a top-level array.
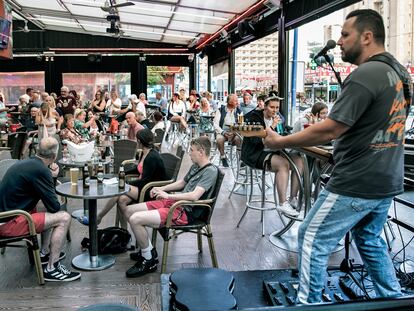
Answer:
[{"left": 246, "top": 200, "right": 278, "bottom": 211}]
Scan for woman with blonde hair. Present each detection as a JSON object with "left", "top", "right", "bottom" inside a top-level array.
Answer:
[
  {"left": 74, "top": 108, "right": 96, "bottom": 140},
  {"left": 106, "top": 90, "right": 122, "bottom": 116},
  {"left": 36, "top": 100, "right": 57, "bottom": 139},
  {"left": 205, "top": 91, "right": 218, "bottom": 111}
]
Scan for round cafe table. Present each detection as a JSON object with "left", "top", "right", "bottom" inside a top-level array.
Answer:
[
  {"left": 58, "top": 158, "right": 111, "bottom": 219},
  {"left": 56, "top": 180, "right": 129, "bottom": 270}
]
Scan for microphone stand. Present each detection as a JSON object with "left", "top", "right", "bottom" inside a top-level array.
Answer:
[{"left": 323, "top": 54, "right": 343, "bottom": 87}]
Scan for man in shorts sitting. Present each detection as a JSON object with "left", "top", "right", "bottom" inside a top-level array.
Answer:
[
  {"left": 0, "top": 137, "right": 81, "bottom": 282},
  {"left": 120, "top": 136, "right": 218, "bottom": 277}
]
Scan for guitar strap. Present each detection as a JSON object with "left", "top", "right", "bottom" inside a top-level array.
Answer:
[{"left": 367, "top": 53, "right": 413, "bottom": 112}]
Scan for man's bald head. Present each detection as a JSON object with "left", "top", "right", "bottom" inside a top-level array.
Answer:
[
  {"left": 126, "top": 111, "right": 137, "bottom": 125},
  {"left": 37, "top": 137, "right": 59, "bottom": 160}
]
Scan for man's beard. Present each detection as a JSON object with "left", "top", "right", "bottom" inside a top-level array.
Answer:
[{"left": 341, "top": 43, "right": 362, "bottom": 64}]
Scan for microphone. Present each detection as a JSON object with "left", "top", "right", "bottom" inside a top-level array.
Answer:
[{"left": 313, "top": 40, "right": 337, "bottom": 60}]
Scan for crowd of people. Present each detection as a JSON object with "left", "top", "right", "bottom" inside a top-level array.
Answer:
[{"left": 0, "top": 9, "right": 407, "bottom": 307}]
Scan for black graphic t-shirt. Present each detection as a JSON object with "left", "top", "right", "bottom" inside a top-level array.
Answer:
[{"left": 327, "top": 53, "right": 411, "bottom": 199}]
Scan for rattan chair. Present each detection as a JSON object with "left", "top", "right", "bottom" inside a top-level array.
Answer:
[
  {"left": 0, "top": 132, "right": 28, "bottom": 159},
  {"left": 113, "top": 139, "right": 138, "bottom": 174},
  {"left": 154, "top": 128, "right": 165, "bottom": 151},
  {"left": 152, "top": 168, "right": 225, "bottom": 273},
  {"left": 0, "top": 210, "right": 45, "bottom": 285}
]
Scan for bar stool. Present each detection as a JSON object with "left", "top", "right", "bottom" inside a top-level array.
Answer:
[
  {"left": 228, "top": 145, "right": 262, "bottom": 199},
  {"left": 237, "top": 156, "right": 278, "bottom": 236}
]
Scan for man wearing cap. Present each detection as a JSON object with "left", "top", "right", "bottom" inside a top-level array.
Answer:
[
  {"left": 241, "top": 95, "right": 301, "bottom": 217},
  {"left": 126, "top": 111, "right": 144, "bottom": 141}
]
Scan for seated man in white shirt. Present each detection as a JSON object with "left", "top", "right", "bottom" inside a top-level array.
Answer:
[{"left": 213, "top": 94, "right": 242, "bottom": 167}]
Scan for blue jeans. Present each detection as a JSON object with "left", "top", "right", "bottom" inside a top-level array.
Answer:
[{"left": 297, "top": 189, "right": 401, "bottom": 303}]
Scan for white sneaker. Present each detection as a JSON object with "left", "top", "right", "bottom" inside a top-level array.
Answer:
[
  {"left": 289, "top": 197, "right": 299, "bottom": 209},
  {"left": 277, "top": 201, "right": 299, "bottom": 217}
]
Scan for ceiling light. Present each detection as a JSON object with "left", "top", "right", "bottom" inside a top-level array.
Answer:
[
  {"left": 30, "top": 17, "right": 107, "bottom": 30},
  {"left": 126, "top": 28, "right": 196, "bottom": 39},
  {"left": 127, "top": 7, "right": 228, "bottom": 22}
]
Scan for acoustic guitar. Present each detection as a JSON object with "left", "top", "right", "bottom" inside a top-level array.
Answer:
[
  {"left": 169, "top": 268, "right": 237, "bottom": 311},
  {"left": 230, "top": 124, "right": 333, "bottom": 164}
]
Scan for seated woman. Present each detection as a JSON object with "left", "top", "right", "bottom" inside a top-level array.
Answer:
[
  {"left": 186, "top": 94, "right": 200, "bottom": 125},
  {"left": 199, "top": 97, "right": 215, "bottom": 134},
  {"left": 241, "top": 95, "right": 303, "bottom": 217},
  {"left": 80, "top": 129, "right": 167, "bottom": 226},
  {"left": 168, "top": 93, "right": 187, "bottom": 129},
  {"left": 151, "top": 111, "right": 165, "bottom": 134},
  {"left": 292, "top": 101, "right": 328, "bottom": 133},
  {"left": 74, "top": 108, "right": 97, "bottom": 140},
  {"left": 59, "top": 114, "right": 85, "bottom": 144},
  {"left": 87, "top": 110, "right": 102, "bottom": 137}
]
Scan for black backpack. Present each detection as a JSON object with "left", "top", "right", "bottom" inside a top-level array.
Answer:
[{"left": 81, "top": 226, "right": 131, "bottom": 254}]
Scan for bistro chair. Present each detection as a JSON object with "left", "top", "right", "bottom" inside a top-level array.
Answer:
[
  {"left": 0, "top": 210, "right": 45, "bottom": 285},
  {"left": 152, "top": 168, "right": 225, "bottom": 273},
  {"left": 113, "top": 139, "right": 138, "bottom": 174},
  {"left": 154, "top": 128, "right": 165, "bottom": 151},
  {"left": 0, "top": 132, "right": 28, "bottom": 160}
]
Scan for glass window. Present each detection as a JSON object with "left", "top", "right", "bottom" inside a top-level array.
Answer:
[
  {"left": 0, "top": 71, "right": 45, "bottom": 104},
  {"left": 235, "top": 32, "right": 278, "bottom": 100},
  {"left": 62, "top": 72, "right": 131, "bottom": 106},
  {"left": 197, "top": 54, "right": 208, "bottom": 94},
  {"left": 147, "top": 66, "right": 189, "bottom": 103},
  {"left": 211, "top": 60, "right": 228, "bottom": 102}
]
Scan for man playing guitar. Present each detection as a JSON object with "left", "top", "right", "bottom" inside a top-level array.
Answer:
[{"left": 264, "top": 9, "right": 410, "bottom": 304}]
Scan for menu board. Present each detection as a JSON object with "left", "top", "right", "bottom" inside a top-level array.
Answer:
[{"left": 0, "top": 2, "right": 12, "bottom": 60}]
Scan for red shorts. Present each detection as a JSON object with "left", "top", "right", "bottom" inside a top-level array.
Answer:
[
  {"left": 0, "top": 210, "right": 45, "bottom": 237},
  {"left": 146, "top": 199, "right": 188, "bottom": 226}
]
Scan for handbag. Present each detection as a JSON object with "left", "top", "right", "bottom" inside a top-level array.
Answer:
[
  {"left": 42, "top": 124, "right": 49, "bottom": 139},
  {"left": 110, "top": 118, "right": 119, "bottom": 134}
]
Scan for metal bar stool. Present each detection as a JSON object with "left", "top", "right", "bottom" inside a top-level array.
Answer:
[{"left": 236, "top": 155, "right": 278, "bottom": 236}]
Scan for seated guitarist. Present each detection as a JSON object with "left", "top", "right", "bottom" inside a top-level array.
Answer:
[{"left": 241, "top": 95, "right": 302, "bottom": 217}]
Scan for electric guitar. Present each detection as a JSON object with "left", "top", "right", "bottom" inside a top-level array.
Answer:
[{"left": 230, "top": 124, "right": 333, "bottom": 163}]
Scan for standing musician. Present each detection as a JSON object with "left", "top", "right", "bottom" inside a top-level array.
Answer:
[{"left": 264, "top": 9, "right": 411, "bottom": 304}]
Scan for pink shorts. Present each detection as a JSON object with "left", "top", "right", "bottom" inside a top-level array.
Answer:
[
  {"left": 0, "top": 209, "right": 45, "bottom": 237},
  {"left": 146, "top": 199, "right": 188, "bottom": 226}
]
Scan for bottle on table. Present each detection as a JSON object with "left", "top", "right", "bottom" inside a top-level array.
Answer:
[
  {"left": 93, "top": 147, "right": 100, "bottom": 164},
  {"left": 97, "top": 162, "right": 104, "bottom": 184},
  {"left": 105, "top": 146, "right": 111, "bottom": 163},
  {"left": 83, "top": 163, "right": 90, "bottom": 189},
  {"left": 62, "top": 145, "right": 69, "bottom": 162},
  {"left": 118, "top": 165, "right": 125, "bottom": 189}
]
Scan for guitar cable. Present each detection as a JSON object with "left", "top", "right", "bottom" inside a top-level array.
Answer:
[{"left": 391, "top": 200, "right": 414, "bottom": 288}]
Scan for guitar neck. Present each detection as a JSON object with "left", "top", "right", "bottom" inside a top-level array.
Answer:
[
  {"left": 231, "top": 126, "right": 333, "bottom": 163},
  {"left": 231, "top": 128, "right": 267, "bottom": 138},
  {"left": 297, "top": 146, "right": 333, "bottom": 163}
]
